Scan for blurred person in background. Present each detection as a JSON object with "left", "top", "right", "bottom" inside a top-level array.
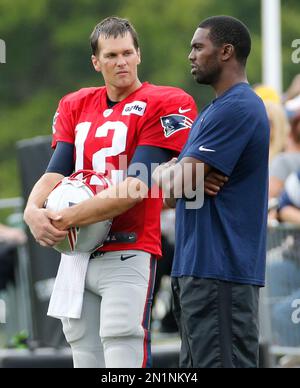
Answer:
[
  {"left": 282, "top": 74, "right": 300, "bottom": 105},
  {"left": 0, "top": 223, "right": 27, "bottom": 292},
  {"left": 266, "top": 75, "right": 300, "bottom": 348},
  {"left": 278, "top": 171, "right": 300, "bottom": 224},
  {"left": 266, "top": 172, "right": 300, "bottom": 348},
  {"left": 264, "top": 101, "right": 290, "bottom": 163},
  {"left": 254, "top": 82, "right": 300, "bottom": 222},
  {"left": 254, "top": 85, "right": 290, "bottom": 164},
  {"left": 256, "top": 74, "right": 300, "bottom": 110},
  {"left": 0, "top": 224, "right": 27, "bottom": 245},
  {"left": 254, "top": 84, "right": 281, "bottom": 105},
  {"left": 270, "top": 74, "right": 300, "bottom": 202},
  {"left": 269, "top": 111, "right": 300, "bottom": 200}
]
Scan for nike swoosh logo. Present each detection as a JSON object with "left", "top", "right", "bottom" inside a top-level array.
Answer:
[
  {"left": 199, "top": 146, "right": 216, "bottom": 153},
  {"left": 120, "top": 254, "right": 137, "bottom": 261},
  {"left": 179, "top": 107, "right": 192, "bottom": 114}
]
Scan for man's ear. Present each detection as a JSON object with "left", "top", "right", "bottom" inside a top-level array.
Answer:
[
  {"left": 221, "top": 44, "right": 234, "bottom": 62},
  {"left": 137, "top": 48, "right": 141, "bottom": 65},
  {"left": 91, "top": 55, "right": 101, "bottom": 73}
]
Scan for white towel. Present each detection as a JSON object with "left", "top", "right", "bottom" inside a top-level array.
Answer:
[{"left": 47, "top": 252, "right": 90, "bottom": 319}]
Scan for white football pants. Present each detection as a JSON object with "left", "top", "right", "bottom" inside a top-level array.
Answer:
[{"left": 61, "top": 250, "right": 157, "bottom": 368}]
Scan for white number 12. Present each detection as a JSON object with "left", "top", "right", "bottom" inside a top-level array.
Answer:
[{"left": 75, "top": 121, "right": 128, "bottom": 184}]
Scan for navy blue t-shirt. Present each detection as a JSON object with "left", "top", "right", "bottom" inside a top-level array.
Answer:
[{"left": 172, "top": 83, "right": 270, "bottom": 286}]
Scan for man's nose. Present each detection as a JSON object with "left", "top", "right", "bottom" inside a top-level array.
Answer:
[
  {"left": 188, "top": 50, "right": 195, "bottom": 62},
  {"left": 116, "top": 55, "right": 127, "bottom": 66}
]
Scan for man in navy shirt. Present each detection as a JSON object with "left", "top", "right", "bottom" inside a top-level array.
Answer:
[{"left": 153, "top": 16, "right": 270, "bottom": 368}]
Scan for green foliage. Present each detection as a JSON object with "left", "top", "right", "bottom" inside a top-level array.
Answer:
[
  {"left": 9, "top": 330, "right": 29, "bottom": 349},
  {"left": 0, "top": 0, "right": 299, "bottom": 201}
]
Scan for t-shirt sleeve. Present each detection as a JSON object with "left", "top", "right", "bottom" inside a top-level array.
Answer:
[
  {"left": 183, "top": 102, "right": 255, "bottom": 176},
  {"left": 137, "top": 93, "right": 197, "bottom": 154},
  {"left": 51, "top": 96, "right": 75, "bottom": 149}
]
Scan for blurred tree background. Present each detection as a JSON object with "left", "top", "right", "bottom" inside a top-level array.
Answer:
[{"left": 0, "top": 0, "right": 299, "bottom": 205}]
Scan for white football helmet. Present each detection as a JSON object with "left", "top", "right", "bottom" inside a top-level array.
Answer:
[{"left": 45, "top": 170, "right": 112, "bottom": 255}]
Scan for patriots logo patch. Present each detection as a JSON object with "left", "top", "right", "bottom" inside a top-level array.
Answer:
[{"left": 161, "top": 115, "right": 193, "bottom": 138}]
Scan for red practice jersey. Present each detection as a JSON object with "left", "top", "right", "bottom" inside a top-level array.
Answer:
[{"left": 52, "top": 82, "right": 197, "bottom": 256}]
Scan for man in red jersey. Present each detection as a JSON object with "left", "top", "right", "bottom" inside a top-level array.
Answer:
[{"left": 24, "top": 17, "right": 221, "bottom": 368}]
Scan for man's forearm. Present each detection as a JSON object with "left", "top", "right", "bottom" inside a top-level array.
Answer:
[
  {"left": 154, "top": 157, "right": 210, "bottom": 201},
  {"left": 55, "top": 177, "right": 148, "bottom": 228},
  {"left": 23, "top": 172, "right": 68, "bottom": 246},
  {"left": 24, "top": 173, "right": 64, "bottom": 214}
]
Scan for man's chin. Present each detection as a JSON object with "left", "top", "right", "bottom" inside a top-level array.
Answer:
[
  {"left": 115, "top": 79, "right": 133, "bottom": 89},
  {"left": 194, "top": 73, "right": 215, "bottom": 85},
  {"left": 195, "top": 76, "right": 208, "bottom": 85},
  {"left": 192, "top": 72, "right": 206, "bottom": 84}
]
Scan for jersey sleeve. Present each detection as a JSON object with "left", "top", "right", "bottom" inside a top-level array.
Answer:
[
  {"left": 127, "top": 145, "right": 173, "bottom": 187},
  {"left": 137, "top": 91, "right": 197, "bottom": 154},
  {"left": 51, "top": 96, "right": 75, "bottom": 149},
  {"left": 183, "top": 102, "right": 256, "bottom": 176},
  {"left": 46, "top": 142, "right": 75, "bottom": 176}
]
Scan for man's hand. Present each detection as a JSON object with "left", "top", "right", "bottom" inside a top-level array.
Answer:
[
  {"left": 50, "top": 208, "right": 72, "bottom": 232},
  {"left": 152, "top": 158, "right": 178, "bottom": 187},
  {"left": 204, "top": 171, "right": 228, "bottom": 196},
  {"left": 24, "top": 207, "right": 68, "bottom": 248}
]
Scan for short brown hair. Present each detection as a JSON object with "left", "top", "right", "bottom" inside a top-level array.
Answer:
[{"left": 90, "top": 16, "right": 139, "bottom": 55}]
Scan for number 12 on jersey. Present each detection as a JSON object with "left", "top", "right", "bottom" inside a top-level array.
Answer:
[{"left": 75, "top": 121, "right": 128, "bottom": 185}]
